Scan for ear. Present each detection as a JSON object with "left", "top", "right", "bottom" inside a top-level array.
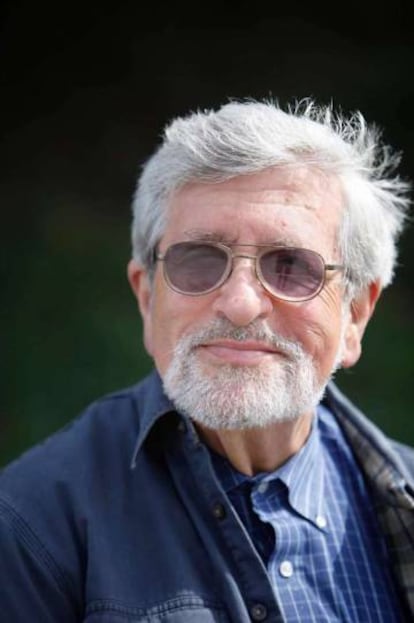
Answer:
[
  {"left": 127, "top": 259, "right": 154, "bottom": 356},
  {"left": 341, "top": 280, "right": 381, "bottom": 369}
]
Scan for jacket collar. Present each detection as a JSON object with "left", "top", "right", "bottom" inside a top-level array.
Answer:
[
  {"left": 324, "top": 383, "right": 414, "bottom": 509},
  {"left": 129, "top": 369, "right": 180, "bottom": 469}
]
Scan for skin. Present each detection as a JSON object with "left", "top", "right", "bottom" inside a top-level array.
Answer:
[{"left": 128, "top": 165, "right": 380, "bottom": 475}]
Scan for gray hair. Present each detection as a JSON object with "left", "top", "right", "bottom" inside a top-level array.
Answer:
[{"left": 131, "top": 99, "right": 411, "bottom": 293}]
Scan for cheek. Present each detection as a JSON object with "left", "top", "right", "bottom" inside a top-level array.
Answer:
[
  {"left": 284, "top": 288, "right": 345, "bottom": 373},
  {"left": 149, "top": 287, "right": 212, "bottom": 375},
  {"left": 148, "top": 294, "right": 178, "bottom": 373}
]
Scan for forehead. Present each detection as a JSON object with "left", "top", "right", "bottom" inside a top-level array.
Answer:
[{"left": 164, "top": 165, "right": 344, "bottom": 249}]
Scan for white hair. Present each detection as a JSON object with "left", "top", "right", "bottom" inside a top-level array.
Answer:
[{"left": 131, "top": 99, "right": 411, "bottom": 293}]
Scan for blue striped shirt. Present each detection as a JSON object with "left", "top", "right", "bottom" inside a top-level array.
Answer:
[{"left": 209, "top": 405, "right": 404, "bottom": 622}]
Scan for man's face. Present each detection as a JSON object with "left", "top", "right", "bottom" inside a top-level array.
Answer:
[{"left": 128, "top": 165, "right": 378, "bottom": 427}]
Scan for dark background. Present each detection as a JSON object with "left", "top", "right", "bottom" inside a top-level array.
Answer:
[{"left": 1, "top": 2, "right": 413, "bottom": 465}]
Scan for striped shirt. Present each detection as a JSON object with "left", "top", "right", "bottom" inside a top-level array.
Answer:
[{"left": 209, "top": 404, "right": 405, "bottom": 622}]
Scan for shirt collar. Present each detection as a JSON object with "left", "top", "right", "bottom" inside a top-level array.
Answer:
[
  {"left": 267, "top": 408, "right": 325, "bottom": 526},
  {"left": 208, "top": 409, "right": 326, "bottom": 529}
]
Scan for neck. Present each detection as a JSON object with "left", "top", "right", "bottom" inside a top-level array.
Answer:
[{"left": 195, "top": 412, "right": 314, "bottom": 476}]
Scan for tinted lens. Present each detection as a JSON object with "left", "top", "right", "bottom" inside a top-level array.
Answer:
[
  {"left": 164, "top": 242, "right": 228, "bottom": 293},
  {"left": 260, "top": 248, "right": 324, "bottom": 299}
]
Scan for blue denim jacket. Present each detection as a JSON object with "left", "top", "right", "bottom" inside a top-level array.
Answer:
[{"left": 1, "top": 370, "right": 414, "bottom": 622}]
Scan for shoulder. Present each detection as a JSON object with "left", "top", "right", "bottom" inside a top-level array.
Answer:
[
  {"left": 390, "top": 441, "right": 414, "bottom": 477},
  {"left": 0, "top": 372, "right": 169, "bottom": 618},
  {"left": 0, "top": 373, "right": 165, "bottom": 598},
  {"left": 0, "top": 373, "right": 162, "bottom": 521},
  {"left": 1, "top": 384, "right": 137, "bottom": 482}
]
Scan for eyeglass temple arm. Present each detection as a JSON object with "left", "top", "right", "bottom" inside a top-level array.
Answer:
[{"left": 325, "top": 264, "right": 344, "bottom": 271}]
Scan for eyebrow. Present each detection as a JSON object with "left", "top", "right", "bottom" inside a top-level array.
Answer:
[
  {"left": 182, "top": 229, "right": 301, "bottom": 247},
  {"left": 183, "top": 229, "right": 237, "bottom": 243}
]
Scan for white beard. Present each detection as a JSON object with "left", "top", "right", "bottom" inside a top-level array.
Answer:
[{"left": 163, "top": 318, "right": 341, "bottom": 430}]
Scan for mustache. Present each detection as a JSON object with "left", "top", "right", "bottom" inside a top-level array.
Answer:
[{"left": 177, "top": 318, "right": 306, "bottom": 361}]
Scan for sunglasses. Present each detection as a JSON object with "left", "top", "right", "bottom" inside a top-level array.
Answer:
[{"left": 155, "top": 241, "right": 344, "bottom": 302}]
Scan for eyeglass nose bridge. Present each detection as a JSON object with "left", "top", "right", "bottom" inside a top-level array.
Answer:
[
  {"left": 230, "top": 251, "right": 258, "bottom": 262},
  {"left": 222, "top": 249, "right": 268, "bottom": 292}
]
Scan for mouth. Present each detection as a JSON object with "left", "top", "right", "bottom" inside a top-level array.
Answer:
[{"left": 198, "top": 340, "right": 282, "bottom": 365}]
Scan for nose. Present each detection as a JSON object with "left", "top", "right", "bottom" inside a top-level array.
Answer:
[{"left": 211, "top": 259, "right": 274, "bottom": 326}]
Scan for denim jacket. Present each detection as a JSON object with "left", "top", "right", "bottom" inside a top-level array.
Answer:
[{"left": 1, "top": 370, "right": 414, "bottom": 622}]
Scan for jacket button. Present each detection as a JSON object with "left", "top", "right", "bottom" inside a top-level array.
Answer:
[
  {"left": 250, "top": 603, "right": 267, "bottom": 621},
  {"left": 212, "top": 503, "right": 226, "bottom": 520},
  {"left": 177, "top": 421, "right": 186, "bottom": 433}
]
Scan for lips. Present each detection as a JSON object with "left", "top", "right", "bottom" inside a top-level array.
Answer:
[{"left": 198, "top": 340, "right": 281, "bottom": 365}]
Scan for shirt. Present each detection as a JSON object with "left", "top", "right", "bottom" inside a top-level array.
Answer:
[
  {"left": 0, "top": 370, "right": 413, "bottom": 622},
  {"left": 209, "top": 405, "right": 403, "bottom": 621}
]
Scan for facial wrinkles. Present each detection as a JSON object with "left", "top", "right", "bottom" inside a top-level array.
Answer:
[{"left": 302, "top": 285, "right": 347, "bottom": 346}]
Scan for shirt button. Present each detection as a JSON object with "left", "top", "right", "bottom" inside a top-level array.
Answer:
[
  {"left": 250, "top": 603, "right": 268, "bottom": 621},
  {"left": 315, "top": 514, "right": 327, "bottom": 529},
  {"left": 257, "top": 482, "right": 268, "bottom": 494},
  {"left": 279, "top": 560, "right": 294, "bottom": 578},
  {"left": 212, "top": 503, "right": 226, "bottom": 520}
]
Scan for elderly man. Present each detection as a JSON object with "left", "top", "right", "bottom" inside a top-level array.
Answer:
[{"left": 0, "top": 100, "right": 413, "bottom": 622}]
